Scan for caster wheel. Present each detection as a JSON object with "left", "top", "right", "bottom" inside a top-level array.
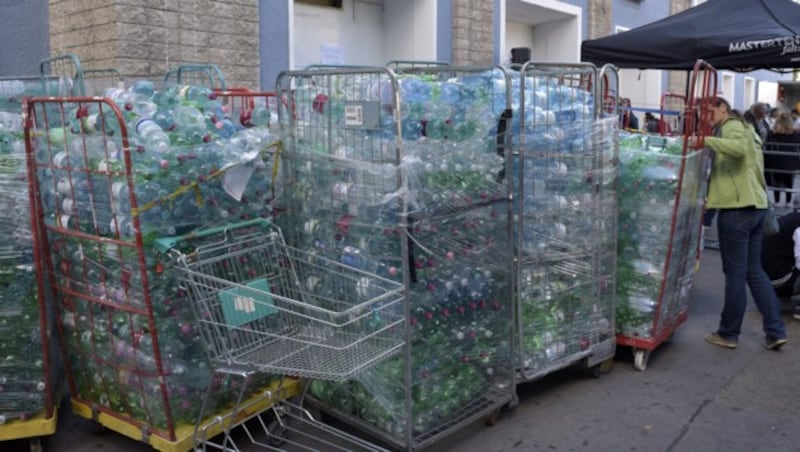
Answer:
[
  {"left": 92, "top": 422, "right": 107, "bottom": 434},
  {"left": 502, "top": 394, "right": 519, "bottom": 412},
  {"left": 484, "top": 408, "right": 501, "bottom": 426},
  {"left": 599, "top": 358, "right": 614, "bottom": 374},
  {"left": 267, "top": 419, "right": 289, "bottom": 447},
  {"left": 633, "top": 349, "right": 651, "bottom": 371},
  {"left": 29, "top": 437, "right": 44, "bottom": 452},
  {"left": 590, "top": 358, "right": 614, "bottom": 378}
]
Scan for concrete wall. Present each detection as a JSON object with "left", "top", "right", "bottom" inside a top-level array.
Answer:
[
  {"left": 49, "top": 0, "right": 260, "bottom": 89},
  {"left": 666, "top": 0, "right": 691, "bottom": 96},
  {"left": 452, "top": 0, "right": 494, "bottom": 65},
  {"left": 587, "top": 0, "right": 611, "bottom": 39},
  {"left": 384, "top": 0, "right": 438, "bottom": 63},
  {"left": 0, "top": 0, "right": 50, "bottom": 77},
  {"left": 260, "top": 0, "right": 290, "bottom": 90}
]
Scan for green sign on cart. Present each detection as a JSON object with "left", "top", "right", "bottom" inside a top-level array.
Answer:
[{"left": 218, "top": 278, "right": 277, "bottom": 327}]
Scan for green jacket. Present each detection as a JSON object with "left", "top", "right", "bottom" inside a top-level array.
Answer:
[{"left": 704, "top": 118, "right": 768, "bottom": 209}]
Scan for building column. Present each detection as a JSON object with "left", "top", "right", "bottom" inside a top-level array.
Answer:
[
  {"left": 588, "top": 0, "right": 612, "bottom": 40},
  {"left": 452, "top": 0, "right": 494, "bottom": 66},
  {"left": 49, "top": 0, "right": 260, "bottom": 89},
  {"left": 667, "top": 0, "right": 692, "bottom": 96}
]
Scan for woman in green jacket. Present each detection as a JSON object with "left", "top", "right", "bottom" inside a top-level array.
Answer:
[{"left": 701, "top": 97, "right": 787, "bottom": 350}]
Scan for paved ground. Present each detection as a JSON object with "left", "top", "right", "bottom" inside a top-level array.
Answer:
[{"left": 6, "top": 248, "right": 800, "bottom": 452}]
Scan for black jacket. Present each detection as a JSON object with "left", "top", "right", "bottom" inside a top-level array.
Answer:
[{"left": 761, "top": 212, "right": 800, "bottom": 280}]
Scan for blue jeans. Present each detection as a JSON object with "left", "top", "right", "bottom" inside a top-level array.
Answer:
[{"left": 716, "top": 208, "right": 786, "bottom": 341}]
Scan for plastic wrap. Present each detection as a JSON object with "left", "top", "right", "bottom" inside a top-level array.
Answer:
[
  {"left": 24, "top": 85, "right": 282, "bottom": 436},
  {"left": 511, "top": 62, "right": 617, "bottom": 380},
  {"left": 277, "top": 66, "right": 514, "bottom": 450},
  {"left": 616, "top": 133, "right": 710, "bottom": 339},
  {"left": 0, "top": 87, "right": 60, "bottom": 427}
]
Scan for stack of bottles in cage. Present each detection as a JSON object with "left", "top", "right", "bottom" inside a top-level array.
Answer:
[
  {"left": 286, "top": 66, "right": 601, "bottom": 439},
  {"left": 616, "top": 132, "right": 708, "bottom": 338},
  {"left": 29, "top": 80, "right": 280, "bottom": 428},
  {"left": 0, "top": 96, "right": 51, "bottom": 424},
  {"left": 508, "top": 78, "right": 615, "bottom": 372}
]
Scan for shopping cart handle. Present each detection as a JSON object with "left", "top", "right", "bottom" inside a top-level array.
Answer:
[{"left": 153, "top": 219, "right": 271, "bottom": 253}]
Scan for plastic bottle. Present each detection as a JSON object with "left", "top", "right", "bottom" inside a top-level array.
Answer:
[
  {"left": 134, "top": 118, "right": 170, "bottom": 153},
  {"left": 0, "top": 111, "right": 22, "bottom": 132},
  {"left": 247, "top": 105, "right": 272, "bottom": 128},
  {"left": 172, "top": 105, "right": 209, "bottom": 145}
]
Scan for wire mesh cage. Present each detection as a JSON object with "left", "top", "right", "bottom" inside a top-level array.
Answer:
[
  {"left": 276, "top": 65, "right": 515, "bottom": 451},
  {"left": 615, "top": 61, "right": 716, "bottom": 370},
  {"left": 39, "top": 54, "right": 86, "bottom": 96},
  {"left": 175, "top": 220, "right": 405, "bottom": 380},
  {"left": 163, "top": 64, "right": 227, "bottom": 91},
  {"left": 511, "top": 61, "right": 618, "bottom": 381},
  {"left": 82, "top": 68, "right": 125, "bottom": 96},
  {"left": 659, "top": 93, "right": 686, "bottom": 136},
  {"left": 22, "top": 89, "right": 288, "bottom": 448},
  {"left": 0, "top": 63, "right": 78, "bottom": 447},
  {"left": 384, "top": 60, "right": 450, "bottom": 70},
  {"left": 213, "top": 89, "right": 280, "bottom": 133}
]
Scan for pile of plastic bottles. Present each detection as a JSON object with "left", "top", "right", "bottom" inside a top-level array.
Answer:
[
  {"left": 616, "top": 133, "right": 709, "bottom": 338},
  {"left": 0, "top": 102, "right": 54, "bottom": 424},
  {"left": 29, "top": 81, "right": 281, "bottom": 430},
  {"left": 283, "top": 68, "right": 514, "bottom": 442}
]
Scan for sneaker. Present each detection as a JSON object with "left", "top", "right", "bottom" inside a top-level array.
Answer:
[
  {"left": 793, "top": 307, "right": 800, "bottom": 321},
  {"left": 705, "top": 332, "right": 738, "bottom": 349},
  {"left": 764, "top": 337, "right": 788, "bottom": 351}
]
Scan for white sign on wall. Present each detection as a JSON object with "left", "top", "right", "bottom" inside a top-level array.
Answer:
[{"left": 320, "top": 43, "right": 344, "bottom": 65}]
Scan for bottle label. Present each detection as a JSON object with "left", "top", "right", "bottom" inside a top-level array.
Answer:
[
  {"left": 111, "top": 181, "right": 128, "bottom": 201},
  {"left": 53, "top": 151, "right": 69, "bottom": 168},
  {"left": 82, "top": 114, "right": 98, "bottom": 134},
  {"left": 135, "top": 118, "right": 155, "bottom": 135}
]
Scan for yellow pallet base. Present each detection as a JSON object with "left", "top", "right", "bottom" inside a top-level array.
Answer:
[
  {"left": 0, "top": 409, "right": 58, "bottom": 441},
  {"left": 71, "top": 379, "right": 300, "bottom": 452}
]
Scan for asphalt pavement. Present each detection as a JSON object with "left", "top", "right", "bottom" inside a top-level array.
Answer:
[{"left": 6, "top": 247, "right": 800, "bottom": 452}]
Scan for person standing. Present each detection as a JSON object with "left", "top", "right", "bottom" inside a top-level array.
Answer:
[
  {"left": 767, "top": 107, "right": 780, "bottom": 129},
  {"left": 696, "top": 97, "right": 787, "bottom": 350},
  {"left": 619, "top": 98, "right": 639, "bottom": 130},
  {"left": 644, "top": 112, "right": 659, "bottom": 133},
  {"left": 765, "top": 112, "right": 800, "bottom": 205},
  {"left": 761, "top": 211, "right": 800, "bottom": 320},
  {"left": 750, "top": 102, "right": 771, "bottom": 145}
]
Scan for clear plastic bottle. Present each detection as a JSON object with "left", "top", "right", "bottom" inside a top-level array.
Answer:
[{"left": 134, "top": 118, "right": 170, "bottom": 153}]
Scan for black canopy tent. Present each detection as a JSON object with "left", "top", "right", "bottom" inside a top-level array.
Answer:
[{"left": 581, "top": 0, "right": 800, "bottom": 72}]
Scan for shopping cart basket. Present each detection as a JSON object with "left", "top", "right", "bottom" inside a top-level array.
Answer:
[{"left": 162, "top": 219, "right": 404, "bottom": 450}]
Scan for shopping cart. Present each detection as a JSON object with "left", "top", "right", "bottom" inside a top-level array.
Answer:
[{"left": 161, "top": 219, "right": 404, "bottom": 451}]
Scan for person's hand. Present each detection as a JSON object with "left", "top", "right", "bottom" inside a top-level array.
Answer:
[{"left": 687, "top": 135, "right": 701, "bottom": 148}]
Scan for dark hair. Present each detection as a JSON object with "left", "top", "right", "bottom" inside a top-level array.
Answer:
[
  {"left": 774, "top": 112, "right": 795, "bottom": 134},
  {"left": 713, "top": 97, "right": 732, "bottom": 113},
  {"left": 742, "top": 110, "right": 755, "bottom": 124}
]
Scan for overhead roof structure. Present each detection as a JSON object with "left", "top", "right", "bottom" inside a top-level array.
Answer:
[{"left": 581, "top": 0, "right": 800, "bottom": 72}]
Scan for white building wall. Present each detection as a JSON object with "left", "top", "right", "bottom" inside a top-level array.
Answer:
[
  {"left": 532, "top": 18, "right": 579, "bottom": 62},
  {"left": 292, "top": 1, "right": 383, "bottom": 69},
  {"left": 505, "top": 21, "right": 535, "bottom": 62},
  {"left": 384, "top": 0, "right": 437, "bottom": 62},
  {"left": 292, "top": 0, "right": 437, "bottom": 68}
]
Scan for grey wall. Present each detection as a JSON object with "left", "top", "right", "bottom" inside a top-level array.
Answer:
[
  {"left": 0, "top": 0, "right": 49, "bottom": 77},
  {"left": 438, "top": 0, "right": 453, "bottom": 64},
  {"left": 260, "top": 0, "right": 290, "bottom": 91}
]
